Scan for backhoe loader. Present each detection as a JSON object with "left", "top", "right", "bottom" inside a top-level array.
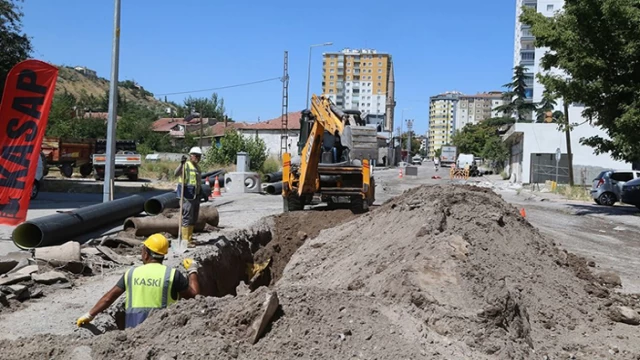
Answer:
[{"left": 282, "top": 94, "right": 376, "bottom": 213}]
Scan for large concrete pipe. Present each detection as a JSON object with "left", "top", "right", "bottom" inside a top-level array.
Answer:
[
  {"left": 144, "top": 192, "right": 179, "bottom": 216},
  {"left": 265, "top": 182, "right": 283, "bottom": 195},
  {"left": 263, "top": 171, "right": 282, "bottom": 183},
  {"left": 123, "top": 206, "right": 219, "bottom": 237},
  {"left": 12, "top": 194, "right": 148, "bottom": 249}
]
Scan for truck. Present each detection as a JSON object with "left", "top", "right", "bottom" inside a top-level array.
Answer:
[
  {"left": 41, "top": 137, "right": 95, "bottom": 178},
  {"left": 92, "top": 140, "right": 141, "bottom": 181},
  {"left": 440, "top": 145, "right": 457, "bottom": 167},
  {"left": 283, "top": 94, "right": 375, "bottom": 213}
]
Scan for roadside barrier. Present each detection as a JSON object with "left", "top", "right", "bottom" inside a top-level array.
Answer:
[{"left": 449, "top": 168, "right": 469, "bottom": 180}]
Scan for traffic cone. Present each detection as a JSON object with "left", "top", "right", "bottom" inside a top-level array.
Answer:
[
  {"left": 520, "top": 208, "right": 526, "bottom": 218},
  {"left": 399, "top": 168, "right": 403, "bottom": 179},
  {"left": 212, "top": 176, "right": 222, "bottom": 197}
]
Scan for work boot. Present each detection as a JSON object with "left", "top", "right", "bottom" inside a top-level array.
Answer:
[
  {"left": 181, "top": 227, "right": 190, "bottom": 242},
  {"left": 187, "top": 226, "right": 196, "bottom": 248}
]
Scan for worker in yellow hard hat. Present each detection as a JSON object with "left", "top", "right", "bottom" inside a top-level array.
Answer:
[
  {"left": 175, "top": 146, "right": 203, "bottom": 247},
  {"left": 76, "top": 234, "right": 201, "bottom": 329}
]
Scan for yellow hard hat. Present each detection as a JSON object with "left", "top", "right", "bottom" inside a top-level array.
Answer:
[{"left": 143, "top": 234, "right": 169, "bottom": 255}]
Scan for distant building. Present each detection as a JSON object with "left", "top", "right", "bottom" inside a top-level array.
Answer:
[
  {"left": 74, "top": 66, "right": 97, "bottom": 78},
  {"left": 454, "top": 91, "right": 505, "bottom": 130},
  {"left": 321, "top": 48, "right": 395, "bottom": 134},
  {"left": 428, "top": 91, "right": 462, "bottom": 158},
  {"left": 238, "top": 112, "right": 302, "bottom": 157}
]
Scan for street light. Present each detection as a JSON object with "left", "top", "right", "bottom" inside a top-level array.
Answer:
[
  {"left": 305, "top": 42, "right": 333, "bottom": 109},
  {"left": 103, "top": 0, "right": 121, "bottom": 202}
]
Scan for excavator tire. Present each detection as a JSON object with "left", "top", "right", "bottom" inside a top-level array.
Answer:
[
  {"left": 350, "top": 195, "right": 369, "bottom": 214},
  {"left": 367, "top": 177, "right": 376, "bottom": 206}
]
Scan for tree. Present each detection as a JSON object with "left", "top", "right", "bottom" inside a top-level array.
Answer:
[
  {"left": 493, "top": 66, "right": 536, "bottom": 122},
  {"left": 521, "top": 1, "right": 640, "bottom": 163},
  {"left": 183, "top": 93, "right": 226, "bottom": 119},
  {"left": 434, "top": 148, "right": 442, "bottom": 158},
  {"left": 0, "top": 0, "right": 32, "bottom": 100},
  {"left": 204, "top": 129, "right": 268, "bottom": 172},
  {"left": 452, "top": 121, "right": 510, "bottom": 171},
  {"left": 536, "top": 90, "right": 557, "bottom": 123}
]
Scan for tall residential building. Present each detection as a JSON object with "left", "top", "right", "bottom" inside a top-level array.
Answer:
[
  {"left": 514, "top": 0, "right": 564, "bottom": 111},
  {"left": 428, "top": 91, "right": 461, "bottom": 157},
  {"left": 454, "top": 92, "right": 505, "bottom": 130},
  {"left": 322, "top": 48, "right": 395, "bottom": 133}
]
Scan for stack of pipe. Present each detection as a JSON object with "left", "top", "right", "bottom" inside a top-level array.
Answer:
[{"left": 263, "top": 171, "right": 283, "bottom": 195}]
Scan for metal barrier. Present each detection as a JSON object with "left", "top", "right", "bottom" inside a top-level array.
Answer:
[{"left": 450, "top": 167, "right": 469, "bottom": 180}]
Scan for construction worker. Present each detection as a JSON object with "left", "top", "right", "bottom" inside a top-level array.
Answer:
[
  {"left": 175, "top": 147, "right": 203, "bottom": 247},
  {"left": 76, "top": 234, "right": 200, "bottom": 329}
]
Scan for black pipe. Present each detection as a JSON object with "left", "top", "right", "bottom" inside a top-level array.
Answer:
[
  {"left": 12, "top": 194, "right": 147, "bottom": 249},
  {"left": 202, "top": 169, "right": 224, "bottom": 179},
  {"left": 264, "top": 171, "right": 282, "bottom": 183},
  {"left": 202, "top": 170, "right": 226, "bottom": 188},
  {"left": 144, "top": 192, "right": 179, "bottom": 216},
  {"left": 265, "top": 182, "right": 282, "bottom": 195}
]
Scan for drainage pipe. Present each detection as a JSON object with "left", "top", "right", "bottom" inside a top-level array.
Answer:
[
  {"left": 144, "top": 192, "right": 179, "bottom": 216},
  {"left": 263, "top": 171, "right": 282, "bottom": 183},
  {"left": 265, "top": 182, "right": 283, "bottom": 195},
  {"left": 203, "top": 170, "right": 226, "bottom": 187},
  {"left": 12, "top": 194, "right": 147, "bottom": 249},
  {"left": 123, "top": 206, "right": 219, "bottom": 237}
]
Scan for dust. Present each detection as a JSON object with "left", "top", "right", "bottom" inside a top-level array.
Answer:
[
  {"left": 252, "top": 209, "right": 358, "bottom": 284},
  {"left": 2, "top": 185, "right": 640, "bottom": 359}
]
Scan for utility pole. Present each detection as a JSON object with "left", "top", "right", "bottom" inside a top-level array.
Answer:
[
  {"left": 305, "top": 42, "right": 332, "bottom": 109},
  {"left": 563, "top": 101, "right": 574, "bottom": 186},
  {"left": 280, "top": 51, "right": 289, "bottom": 159},
  {"left": 199, "top": 109, "right": 204, "bottom": 148},
  {"left": 406, "top": 119, "right": 414, "bottom": 158},
  {"left": 103, "top": 0, "right": 121, "bottom": 203}
]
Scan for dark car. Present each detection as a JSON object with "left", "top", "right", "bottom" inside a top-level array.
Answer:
[{"left": 621, "top": 177, "right": 640, "bottom": 210}]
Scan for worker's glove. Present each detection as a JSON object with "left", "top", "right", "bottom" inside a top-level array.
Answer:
[
  {"left": 181, "top": 155, "right": 187, "bottom": 164},
  {"left": 183, "top": 258, "right": 200, "bottom": 275},
  {"left": 76, "top": 312, "right": 95, "bottom": 327}
]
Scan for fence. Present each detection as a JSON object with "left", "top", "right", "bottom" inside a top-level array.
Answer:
[{"left": 450, "top": 167, "right": 469, "bottom": 180}]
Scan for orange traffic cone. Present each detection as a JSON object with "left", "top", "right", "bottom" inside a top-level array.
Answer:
[
  {"left": 399, "top": 168, "right": 403, "bottom": 179},
  {"left": 519, "top": 208, "right": 526, "bottom": 218},
  {"left": 212, "top": 176, "right": 222, "bottom": 197}
]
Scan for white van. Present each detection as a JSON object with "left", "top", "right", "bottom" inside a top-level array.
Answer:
[
  {"left": 31, "top": 152, "right": 45, "bottom": 200},
  {"left": 457, "top": 153, "right": 474, "bottom": 168}
]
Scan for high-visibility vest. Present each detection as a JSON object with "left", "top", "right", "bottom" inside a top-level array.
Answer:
[
  {"left": 123, "top": 263, "right": 177, "bottom": 329},
  {"left": 177, "top": 161, "right": 201, "bottom": 200}
]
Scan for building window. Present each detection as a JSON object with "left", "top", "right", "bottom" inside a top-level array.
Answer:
[
  {"left": 377, "top": 76, "right": 382, "bottom": 80},
  {"left": 378, "top": 62, "right": 382, "bottom": 66},
  {"left": 330, "top": 82, "right": 334, "bottom": 86},
  {"left": 347, "top": 76, "right": 351, "bottom": 80},
  {"left": 330, "top": 69, "right": 334, "bottom": 73},
  {"left": 330, "top": 62, "right": 334, "bottom": 66},
  {"left": 330, "top": 75, "right": 334, "bottom": 79},
  {"left": 378, "top": 69, "right": 382, "bottom": 73},
  {"left": 547, "top": 4, "right": 553, "bottom": 11},
  {"left": 329, "top": 89, "right": 334, "bottom": 93},
  {"left": 368, "top": 76, "right": 372, "bottom": 80},
  {"left": 377, "top": 82, "right": 381, "bottom": 86}
]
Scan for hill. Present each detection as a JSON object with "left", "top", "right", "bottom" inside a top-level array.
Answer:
[{"left": 55, "top": 65, "right": 170, "bottom": 112}]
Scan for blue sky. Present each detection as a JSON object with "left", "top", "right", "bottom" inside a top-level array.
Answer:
[{"left": 21, "top": 0, "right": 515, "bottom": 134}]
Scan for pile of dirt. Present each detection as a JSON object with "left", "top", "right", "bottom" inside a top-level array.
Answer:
[
  {"left": 3, "top": 185, "right": 640, "bottom": 359},
  {"left": 252, "top": 209, "right": 358, "bottom": 284}
]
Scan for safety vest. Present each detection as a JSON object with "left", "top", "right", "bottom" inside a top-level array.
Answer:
[
  {"left": 177, "top": 161, "right": 201, "bottom": 200},
  {"left": 123, "top": 263, "right": 177, "bottom": 329}
]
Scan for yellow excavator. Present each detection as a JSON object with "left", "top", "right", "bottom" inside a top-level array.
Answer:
[{"left": 282, "top": 94, "right": 376, "bottom": 213}]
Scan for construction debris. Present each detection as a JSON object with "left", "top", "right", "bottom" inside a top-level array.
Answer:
[{"left": 31, "top": 271, "right": 69, "bottom": 285}]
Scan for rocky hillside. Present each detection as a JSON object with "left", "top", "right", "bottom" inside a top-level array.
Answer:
[{"left": 55, "top": 66, "right": 170, "bottom": 111}]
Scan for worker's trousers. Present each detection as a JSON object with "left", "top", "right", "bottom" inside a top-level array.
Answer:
[{"left": 182, "top": 198, "right": 200, "bottom": 226}]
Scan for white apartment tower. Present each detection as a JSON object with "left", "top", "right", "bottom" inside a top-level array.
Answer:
[
  {"left": 513, "top": 0, "right": 565, "bottom": 108},
  {"left": 322, "top": 49, "right": 395, "bottom": 133}
]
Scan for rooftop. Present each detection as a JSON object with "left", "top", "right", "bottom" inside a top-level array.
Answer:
[{"left": 241, "top": 111, "right": 302, "bottom": 131}]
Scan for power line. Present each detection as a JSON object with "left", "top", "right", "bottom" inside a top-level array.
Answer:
[{"left": 155, "top": 77, "right": 282, "bottom": 96}]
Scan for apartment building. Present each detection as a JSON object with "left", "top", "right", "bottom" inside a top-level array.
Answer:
[
  {"left": 427, "top": 91, "right": 461, "bottom": 158},
  {"left": 322, "top": 48, "right": 395, "bottom": 133},
  {"left": 454, "top": 92, "right": 505, "bottom": 130}
]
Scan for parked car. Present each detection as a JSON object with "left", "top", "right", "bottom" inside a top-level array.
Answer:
[
  {"left": 621, "top": 177, "right": 640, "bottom": 210},
  {"left": 31, "top": 152, "right": 46, "bottom": 200},
  {"left": 591, "top": 170, "right": 640, "bottom": 206}
]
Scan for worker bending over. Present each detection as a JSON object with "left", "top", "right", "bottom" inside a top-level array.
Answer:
[
  {"left": 175, "top": 147, "right": 203, "bottom": 247},
  {"left": 77, "top": 234, "right": 200, "bottom": 329}
]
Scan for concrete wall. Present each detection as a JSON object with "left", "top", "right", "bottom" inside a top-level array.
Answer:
[
  {"left": 239, "top": 130, "right": 300, "bottom": 158},
  {"left": 511, "top": 121, "right": 629, "bottom": 184}
]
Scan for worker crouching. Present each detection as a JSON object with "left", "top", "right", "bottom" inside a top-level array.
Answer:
[
  {"left": 175, "top": 147, "right": 203, "bottom": 248},
  {"left": 76, "top": 234, "right": 200, "bottom": 329}
]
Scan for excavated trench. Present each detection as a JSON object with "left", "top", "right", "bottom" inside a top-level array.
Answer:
[{"left": 110, "top": 209, "right": 359, "bottom": 330}]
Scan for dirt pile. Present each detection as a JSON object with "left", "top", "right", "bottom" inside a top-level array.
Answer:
[
  {"left": 252, "top": 209, "right": 358, "bottom": 284},
  {"left": 3, "top": 185, "right": 640, "bottom": 359}
]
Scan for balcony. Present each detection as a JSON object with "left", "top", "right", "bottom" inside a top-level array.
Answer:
[
  {"left": 521, "top": 28, "right": 534, "bottom": 40},
  {"left": 520, "top": 50, "right": 535, "bottom": 65}
]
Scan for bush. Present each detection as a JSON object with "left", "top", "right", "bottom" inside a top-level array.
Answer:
[
  {"left": 261, "top": 156, "right": 280, "bottom": 174},
  {"left": 204, "top": 129, "right": 268, "bottom": 172}
]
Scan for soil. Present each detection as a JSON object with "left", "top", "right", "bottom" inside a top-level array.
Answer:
[
  {"left": 252, "top": 209, "right": 358, "bottom": 284},
  {"left": 3, "top": 185, "right": 640, "bottom": 359}
]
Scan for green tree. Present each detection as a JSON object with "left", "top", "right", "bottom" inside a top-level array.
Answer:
[
  {"left": 184, "top": 93, "right": 226, "bottom": 119},
  {"left": 452, "top": 122, "right": 510, "bottom": 170},
  {"left": 434, "top": 148, "right": 442, "bottom": 158},
  {"left": 536, "top": 90, "right": 557, "bottom": 122},
  {"left": 521, "top": 1, "right": 640, "bottom": 163},
  {"left": 494, "top": 65, "right": 536, "bottom": 122},
  {"left": 0, "top": 0, "right": 32, "bottom": 100},
  {"left": 204, "top": 129, "right": 268, "bottom": 172}
]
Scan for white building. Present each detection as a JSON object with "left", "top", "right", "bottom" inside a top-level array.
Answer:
[
  {"left": 238, "top": 112, "right": 302, "bottom": 158},
  {"left": 507, "top": 0, "right": 631, "bottom": 184},
  {"left": 454, "top": 92, "right": 505, "bottom": 130}
]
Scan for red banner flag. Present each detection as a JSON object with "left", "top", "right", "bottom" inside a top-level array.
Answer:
[{"left": 0, "top": 60, "right": 58, "bottom": 225}]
